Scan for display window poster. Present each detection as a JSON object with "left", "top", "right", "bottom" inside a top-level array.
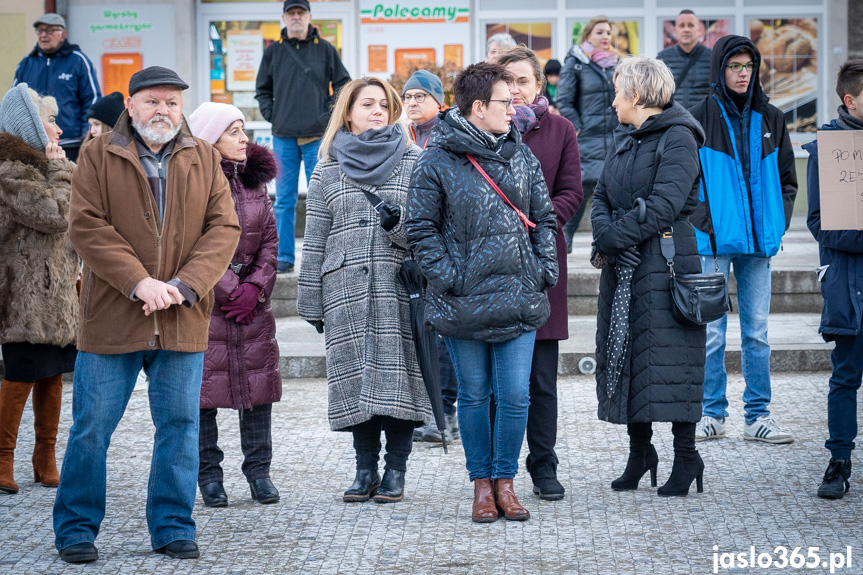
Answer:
[
  {"left": 359, "top": 0, "right": 470, "bottom": 77},
  {"left": 660, "top": 18, "right": 731, "bottom": 50},
  {"left": 569, "top": 20, "right": 639, "bottom": 58},
  {"left": 67, "top": 5, "right": 176, "bottom": 98},
  {"left": 485, "top": 23, "right": 552, "bottom": 62},
  {"left": 208, "top": 19, "right": 343, "bottom": 122},
  {"left": 750, "top": 18, "right": 818, "bottom": 133}
]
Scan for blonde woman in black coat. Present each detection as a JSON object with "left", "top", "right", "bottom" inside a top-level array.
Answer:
[{"left": 591, "top": 57, "right": 706, "bottom": 497}]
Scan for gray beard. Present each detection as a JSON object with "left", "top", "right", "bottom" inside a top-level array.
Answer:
[{"left": 133, "top": 115, "right": 182, "bottom": 145}]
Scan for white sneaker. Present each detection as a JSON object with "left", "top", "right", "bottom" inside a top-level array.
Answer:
[
  {"left": 744, "top": 416, "right": 794, "bottom": 444},
  {"left": 695, "top": 416, "right": 726, "bottom": 442}
]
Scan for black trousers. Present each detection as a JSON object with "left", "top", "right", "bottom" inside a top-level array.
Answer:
[
  {"left": 627, "top": 421, "right": 697, "bottom": 455},
  {"left": 198, "top": 403, "right": 273, "bottom": 486},
  {"left": 526, "top": 339, "right": 560, "bottom": 463},
  {"left": 352, "top": 415, "right": 415, "bottom": 472}
]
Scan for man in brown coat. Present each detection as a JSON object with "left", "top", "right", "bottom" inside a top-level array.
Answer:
[{"left": 53, "top": 66, "right": 240, "bottom": 564}]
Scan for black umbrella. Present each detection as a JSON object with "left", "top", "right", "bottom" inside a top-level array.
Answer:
[
  {"left": 604, "top": 199, "right": 647, "bottom": 398},
  {"left": 398, "top": 259, "right": 448, "bottom": 453}
]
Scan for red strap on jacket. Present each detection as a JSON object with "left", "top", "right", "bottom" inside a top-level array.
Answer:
[{"left": 466, "top": 154, "right": 536, "bottom": 231}]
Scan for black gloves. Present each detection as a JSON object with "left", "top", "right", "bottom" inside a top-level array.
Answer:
[
  {"left": 377, "top": 203, "right": 401, "bottom": 231},
  {"left": 616, "top": 246, "right": 641, "bottom": 268},
  {"left": 307, "top": 320, "right": 324, "bottom": 334}
]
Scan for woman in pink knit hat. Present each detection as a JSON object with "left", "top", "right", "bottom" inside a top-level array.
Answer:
[{"left": 189, "top": 102, "right": 282, "bottom": 507}]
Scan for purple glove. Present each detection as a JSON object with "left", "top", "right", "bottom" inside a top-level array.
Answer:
[
  {"left": 222, "top": 283, "right": 260, "bottom": 323},
  {"left": 234, "top": 307, "right": 258, "bottom": 326}
]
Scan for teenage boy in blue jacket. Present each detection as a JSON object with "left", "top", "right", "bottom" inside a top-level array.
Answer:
[
  {"left": 804, "top": 59, "right": 863, "bottom": 499},
  {"left": 689, "top": 35, "right": 798, "bottom": 445}
]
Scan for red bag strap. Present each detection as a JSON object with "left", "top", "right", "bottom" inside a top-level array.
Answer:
[{"left": 466, "top": 154, "right": 536, "bottom": 231}]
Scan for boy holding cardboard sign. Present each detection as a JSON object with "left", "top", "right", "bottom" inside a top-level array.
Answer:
[{"left": 804, "top": 59, "right": 863, "bottom": 500}]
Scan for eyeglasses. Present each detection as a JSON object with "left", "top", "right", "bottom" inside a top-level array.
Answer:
[
  {"left": 726, "top": 62, "right": 755, "bottom": 73},
  {"left": 403, "top": 93, "right": 428, "bottom": 104},
  {"left": 36, "top": 26, "right": 63, "bottom": 36},
  {"left": 486, "top": 98, "right": 515, "bottom": 109}
]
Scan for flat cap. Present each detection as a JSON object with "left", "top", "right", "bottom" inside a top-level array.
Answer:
[
  {"left": 128, "top": 66, "right": 190, "bottom": 96},
  {"left": 34, "top": 13, "right": 66, "bottom": 29}
]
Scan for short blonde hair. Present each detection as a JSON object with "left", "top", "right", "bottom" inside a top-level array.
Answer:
[
  {"left": 613, "top": 56, "right": 676, "bottom": 108},
  {"left": 27, "top": 88, "right": 58, "bottom": 117},
  {"left": 319, "top": 77, "right": 408, "bottom": 159},
  {"left": 581, "top": 16, "right": 611, "bottom": 45}
]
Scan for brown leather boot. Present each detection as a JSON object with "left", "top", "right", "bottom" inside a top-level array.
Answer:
[
  {"left": 0, "top": 380, "right": 35, "bottom": 494},
  {"left": 471, "top": 478, "right": 498, "bottom": 523},
  {"left": 494, "top": 478, "right": 530, "bottom": 521},
  {"left": 32, "top": 374, "right": 63, "bottom": 487}
]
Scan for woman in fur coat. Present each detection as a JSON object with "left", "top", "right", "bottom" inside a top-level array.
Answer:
[
  {"left": 189, "top": 103, "right": 282, "bottom": 507},
  {"left": 0, "top": 84, "right": 79, "bottom": 494},
  {"left": 298, "top": 78, "right": 431, "bottom": 504}
]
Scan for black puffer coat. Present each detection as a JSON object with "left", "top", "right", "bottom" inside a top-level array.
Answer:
[
  {"left": 407, "top": 110, "right": 558, "bottom": 343},
  {"left": 591, "top": 102, "right": 706, "bottom": 424},
  {"left": 556, "top": 45, "right": 619, "bottom": 184}
]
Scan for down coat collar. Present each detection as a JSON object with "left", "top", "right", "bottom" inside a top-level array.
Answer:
[{"left": 220, "top": 142, "right": 279, "bottom": 189}]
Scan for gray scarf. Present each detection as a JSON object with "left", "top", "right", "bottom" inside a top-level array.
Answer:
[
  {"left": 330, "top": 123, "right": 406, "bottom": 186},
  {"left": 836, "top": 105, "right": 863, "bottom": 131}
]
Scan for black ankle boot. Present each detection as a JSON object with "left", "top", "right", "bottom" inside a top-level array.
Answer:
[
  {"left": 200, "top": 481, "right": 228, "bottom": 507},
  {"left": 818, "top": 458, "right": 851, "bottom": 499},
  {"left": 373, "top": 468, "right": 405, "bottom": 503},
  {"left": 343, "top": 469, "right": 381, "bottom": 502},
  {"left": 611, "top": 444, "right": 659, "bottom": 491},
  {"left": 527, "top": 454, "right": 565, "bottom": 500},
  {"left": 249, "top": 478, "right": 280, "bottom": 504},
  {"left": 657, "top": 452, "right": 704, "bottom": 497}
]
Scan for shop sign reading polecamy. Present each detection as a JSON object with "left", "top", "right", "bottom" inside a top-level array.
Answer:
[
  {"left": 361, "top": 3, "right": 469, "bottom": 24},
  {"left": 359, "top": 0, "right": 469, "bottom": 76}
]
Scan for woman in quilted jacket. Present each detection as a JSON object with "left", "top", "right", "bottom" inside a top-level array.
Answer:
[
  {"left": 189, "top": 103, "right": 282, "bottom": 507},
  {"left": 407, "top": 62, "right": 558, "bottom": 523},
  {"left": 297, "top": 78, "right": 431, "bottom": 505}
]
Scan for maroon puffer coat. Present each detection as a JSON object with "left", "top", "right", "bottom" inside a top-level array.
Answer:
[{"left": 201, "top": 143, "right": 282, "bottom": 410}]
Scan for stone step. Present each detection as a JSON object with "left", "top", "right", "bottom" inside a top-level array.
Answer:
[{"left": 275, "top": 313, "right": 833, "bottom": 379}]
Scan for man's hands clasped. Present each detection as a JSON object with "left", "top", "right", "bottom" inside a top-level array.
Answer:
[{"left": 135, "top": 277, "right": 186, "bottom": 316}]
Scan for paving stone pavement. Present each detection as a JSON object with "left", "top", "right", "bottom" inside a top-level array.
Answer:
[{"left": 1, "top": 372, "right": 861, "bottom": 575}]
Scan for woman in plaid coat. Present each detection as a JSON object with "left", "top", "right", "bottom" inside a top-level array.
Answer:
[{"left": 298, "top": 77, "right": 431, "bottom": 504}]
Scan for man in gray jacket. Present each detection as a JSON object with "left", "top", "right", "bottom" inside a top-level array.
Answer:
[
  {"left": 658, "top": 10, "right": 712, "bottom": 109},
  {"left": 255, "top": 0, "right": 350, "bottom": 273}
]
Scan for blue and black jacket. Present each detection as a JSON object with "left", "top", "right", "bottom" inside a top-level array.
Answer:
[
  {"left": 14, "top": 40, "right": 101, "bottom": 146},
  {"left": 689, "top": 35, "right": 797, "bottom": 257}
]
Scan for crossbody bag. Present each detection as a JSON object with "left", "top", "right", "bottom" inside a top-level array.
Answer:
[{"left": 465, "top": 154, "right": 536, "bottom": 231}]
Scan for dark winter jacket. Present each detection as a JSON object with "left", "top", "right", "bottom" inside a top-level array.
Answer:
[
  {"left": 689, "top": 35, "right": 798, "bottom": 257},
  {"left": 591, "top": 102, "right": 706, "bottom": 424},
  {"left": 556, "top": 44, "right": 618, "bottom": 184},
  {"left": 201, "top": 143, "right": 282, "bottom": 410},
  {"left": 255, "top": 26, "right": 350, "bottom": 139},
  {"left": 0, "top": 132, "right": 79, "bottom": 347},
  {"left": 657, "top": 43, "right": 712, "bottom": 110},
  {"left": 804, "top": 116, "right": 863, "bottom": 341},
  {"left": 407, "top": 110, "right": 559, "bottom": 343},
  {"left": 14, "top": 40, "right": 100, "bottom": 146},
  {"left": 522, "top": 111, "right": 583, "bottom": 340}
]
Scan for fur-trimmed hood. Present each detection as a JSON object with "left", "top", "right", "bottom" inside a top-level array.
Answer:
[
  {"left": 220, "top": 142, "right": 278, "bottom": 190},
  {"left": 0, "top": 132, "right": 48, "bottom": 173}
]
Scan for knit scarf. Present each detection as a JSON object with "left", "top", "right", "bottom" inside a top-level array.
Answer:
[
  {"left": 836, "top": 105, "right": 863, "bottom": 131},
  {"left": 582, "top": 41, "right": 618, "bottom": 69},
  {"left": 330, "top": 123, "right": 406, "bottom": 186},
  {"left": 512, "top": 96, "right": 550, "bottom": 134},
  {"left": 446, "top": 107, "right": 509, "bottom": 153}
]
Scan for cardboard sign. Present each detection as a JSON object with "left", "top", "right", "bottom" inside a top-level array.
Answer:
[{"left": 817, "top": 130, "right": 863, "bottom": 230}]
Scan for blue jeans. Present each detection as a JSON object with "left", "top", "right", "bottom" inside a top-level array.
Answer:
[
  {"left": 826, "top": 334, "right": 863, "bottom": 459},
  {"left": 702, "top": 254, "right": 772, "bottom": 424},
  {"left": 53, "top": 350, "right": 204, "bottom": 551},
  {"left": 445, "top": 331, "right": 536, "bottom": 480},
  {"left": 273, "top": 136, "right": 321, "bottom": 265}
]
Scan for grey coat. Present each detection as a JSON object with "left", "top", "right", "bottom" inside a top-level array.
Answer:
[
  {"left": 297, "top": 144, "right": 432, "bottom": 431},
  {"left": 657, "top": 43, "right": 712, "bottom": 110},
  {"left": 556, "top": 44, "right": 618, "bottom": 184}
]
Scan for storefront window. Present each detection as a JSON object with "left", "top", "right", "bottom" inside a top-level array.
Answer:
[
  {"left": 660, "top": 17, "right": 731, "bottom": 50},
  {"left": 484, "top": 22, "right": 553, "bottom": 61},
  {"left": 568, "top": 19, "right": 640, "bottom": 58},
  {"left": 750, "top": 18, "right": 818, "bottom": 133}
]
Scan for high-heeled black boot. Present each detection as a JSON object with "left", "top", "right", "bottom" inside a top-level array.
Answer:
[
  {"left": 658, "top": 422, "right": 704, "bottom": 497},
  {"left": 612, "top": 422, "right": 658, "bottom": 491}
]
